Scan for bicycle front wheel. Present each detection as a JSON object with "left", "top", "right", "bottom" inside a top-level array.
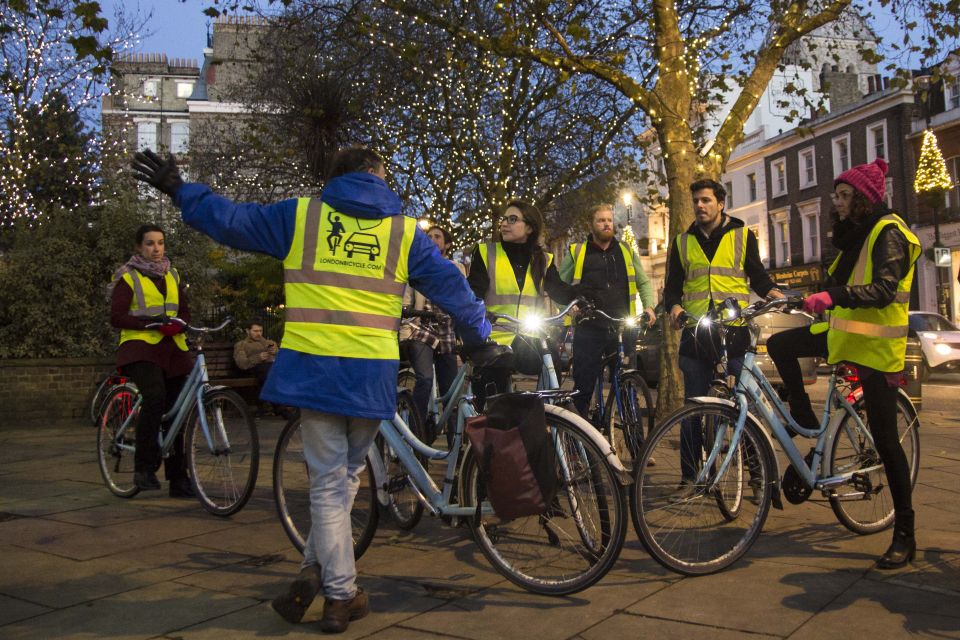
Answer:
[
  {"left": 461, "top": 406, "right": 627, "bottom": 595},
  {"left": 272, "top": 417, "right": 379, "bottom": 558},
  {"left": 97, "top": 384, "right": 141, "bottom": 497},
  {"left": 186, "top": 388, "right": 259, "bottom": 516},
  {"left": 631, "top": 403, "right": 774, "bottom": 575},
  {"left": 829, "top": 392, "right": 920, "bottom": 534},
  {"left": 611, "top": 371, "right": 654, "bottom": 468}
]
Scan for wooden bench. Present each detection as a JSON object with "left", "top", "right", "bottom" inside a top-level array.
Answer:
[{"left": 196, "top": 341, "right": 259, "bottom": 390}]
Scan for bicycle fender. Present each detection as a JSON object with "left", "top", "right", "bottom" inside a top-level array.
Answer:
[
  {"left": 543, "top": 404, "right": 633, "bottom": 486},
  {"left": 366, "top": 446, "right": 390, "bottom": 507},
  {"left": 686, "top": 396, "right": 784, "bottom": 510}
]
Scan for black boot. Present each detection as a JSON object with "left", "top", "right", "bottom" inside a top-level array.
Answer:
[
  {"left": 272, "top": 563, "right": 322, "bottom": 623},
  {"left": 877, "top": 510, "right": 916, "bottom": 570},
  {"left": 787, "top": 392, "right": 819, "bottom": 432}
]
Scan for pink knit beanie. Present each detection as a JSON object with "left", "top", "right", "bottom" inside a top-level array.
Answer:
[{"left": 835, "top": 158, "right": 889, "bottom": 204}]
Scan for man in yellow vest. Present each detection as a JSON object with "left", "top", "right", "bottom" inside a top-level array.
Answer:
[
  {"left": 558, "top": 203, "right": 656, "bottom": 417},
  {"left": 664, "top": 179, "right": 783, "bottom": 489},
  {"left": 768, "top": 159, "right": 920, "bottom": 570},
  {"left": 132, "top": 147, "right": 490, "bottom": 633}
]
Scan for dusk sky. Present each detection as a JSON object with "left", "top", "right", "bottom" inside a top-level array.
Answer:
[{"left": 102, "top": 0, "right": 212, "bottom": 64}]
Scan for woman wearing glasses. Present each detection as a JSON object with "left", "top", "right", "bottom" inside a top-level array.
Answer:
[
  {"left": 467, "top": 200, "right": 575, "bottom": 405},
  {"left": 767, "top": 158, "right": 921, "bottom": 570}
]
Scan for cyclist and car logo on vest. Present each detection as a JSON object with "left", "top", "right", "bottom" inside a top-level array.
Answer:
[{"left": 327, "top": 209, "right": 382, "bottom": 260}]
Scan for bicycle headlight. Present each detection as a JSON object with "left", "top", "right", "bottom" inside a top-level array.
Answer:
[
  {"left": 521, "top": 314, "right": 544, "bottom": 334},
  {"left": 624, "top": 316, "right": 637, "bottom": 328}
]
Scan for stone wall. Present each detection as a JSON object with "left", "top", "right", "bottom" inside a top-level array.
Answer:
[{"left": 0, "top": 358, "right": 114, "bottom": 425}]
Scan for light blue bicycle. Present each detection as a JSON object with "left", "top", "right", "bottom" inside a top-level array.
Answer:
[
  {"left": 97, "top": 319, "right": 259, "bottom": 516},
  {"left": 631, "top": 296, "right": 920, "bottom": 575}
]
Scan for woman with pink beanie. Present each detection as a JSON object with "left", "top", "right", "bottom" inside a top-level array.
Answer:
[{"left": 767, "top": 158, "right": 922, "bottom": 569}]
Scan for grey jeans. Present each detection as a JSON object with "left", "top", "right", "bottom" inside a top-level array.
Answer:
[{"left": 299, "top": 409, "right": 379, "bottom": 600}]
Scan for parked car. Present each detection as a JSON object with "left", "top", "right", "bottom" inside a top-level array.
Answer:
[
  {"left": 635, "top": 306, "right": 818, "bottom": 388},
  {"left": 909, "top": 311, "right": 960, "bottom": 380}
]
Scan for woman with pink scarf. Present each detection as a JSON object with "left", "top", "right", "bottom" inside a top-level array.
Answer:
[{"left": 109, "top": 224, "right": 194, "bottom": 498}]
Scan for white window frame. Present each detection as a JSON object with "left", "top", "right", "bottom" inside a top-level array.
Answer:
[
  {"left": 771, "top": 158, "right": 787, "bottom": 196},
  {"left": 136, "top": 119, "right": 158, "bottom": 151},
  {"left": 176, "top": 81, "right": 195, "bottom": 98},
  {"left": 170, "top": 121, "right": 190, "bottom": 154},
  {"left": 947, "top": 157, "right": 960, "bottom": 209},
  {"left": 866, "top": 120, "right": 887, "bottom": 162},
  {"left": 798, "top": 199, "right": 820, "bottom": 263},
  {"left": 770, "top": 207, "right": 791, "bottom": 267},
  {"left": 832, "top": 133, "right": 851, "bottom": 174},
  {"left": 747, "top": 172, "right": 758, "bottom": 202},
  {"left": 798, "top": 146, "right": 817, "bottom": 189},
  {"left": 949, "top": 79, "right": 960, "bottom": 111},
  {"left": 142, "top": 79, "right": 159, "bottom": 97},
  {"left": 884, "top": 177, "right": 894, "bottom": 209},
  {"left": 724, "top": 181, "right": 733, "bottom": 210}
]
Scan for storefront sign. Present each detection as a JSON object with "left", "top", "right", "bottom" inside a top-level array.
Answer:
[{"left": 769, "top": 264, "right": 823, "bottom": 287}]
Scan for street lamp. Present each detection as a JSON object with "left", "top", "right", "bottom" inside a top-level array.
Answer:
[
  {"left": 621, "top": 191, "right": 633, "bottom": 223},
  {"left": 418, "top": 218, "right": 431, "bottom": 231}
]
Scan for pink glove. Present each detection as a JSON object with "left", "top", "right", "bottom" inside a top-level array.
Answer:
[{"left": 803, "top": 292, "right": 833, "bottom": 314}]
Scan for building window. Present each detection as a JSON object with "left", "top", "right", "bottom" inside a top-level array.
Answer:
[
  {"left": 799, "top": 147, "right": 817, "bottom": 188},
  {"left": 867, "top": 122, "right": 886, "bottom": 162},
  {"left": 884, "top": 177, "right": 893, "bottom": 209},
  {"left": 771, "top": 209, "right": 791, "bottom": 267},
  {"left": 137, "top": 121, "right": 157, "bottom": 151},
  {"left": 747, "top": 173, "right": 758, "bottom": 202},
  {"left": 176, "top": 81, "right": 194, "bottom": 98},
  {"left": 724, "top": 181, "right": 733, "bottom": 210},
  {"left": 947, "top": 157, "right": 960, "bottom": 210},
  {"left": 142, "top": 79, "right": 159, "bottom": 97},
  {"left": 170, "top": 121, "right": 190, "bottom": 154},
  {"left": 771, "top": 158, "right": 787, "bottom": 196},
  {"left": 799, "top": 202, "right": 820, "bottom": 263},
  {"left": 949, "top": 80, "right": 960, "bottom": 111},
  {"left": 832, "top": 135, "right": 850, "bottom": 174}
]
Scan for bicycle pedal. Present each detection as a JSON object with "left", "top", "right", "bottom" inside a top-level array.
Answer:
[
  {"left": 385, "top": 476, "right": 409, "bottom": 493},
  {"left": 850, "top": 472, "right": 876, "bottom": 494}
]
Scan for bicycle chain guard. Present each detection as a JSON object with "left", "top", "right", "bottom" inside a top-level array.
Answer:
[{"left": 781, "top": 449, "right": 816, "bottom": 505}]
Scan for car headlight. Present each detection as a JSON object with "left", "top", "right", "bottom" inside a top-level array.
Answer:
[{"left": 935, "top": 343, "right": 952, "bottom": 356}]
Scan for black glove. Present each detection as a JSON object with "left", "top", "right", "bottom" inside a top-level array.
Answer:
[{"left": 131, "top": 149, "right": 183, "bottom": 199}]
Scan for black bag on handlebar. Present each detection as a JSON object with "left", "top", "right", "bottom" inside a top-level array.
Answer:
[{"left": 464, "top": 392, "right": 557, "bottom": 520}]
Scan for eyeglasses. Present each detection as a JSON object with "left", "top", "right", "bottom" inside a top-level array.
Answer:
[{"left": 499, "top": 214, "right": 525, "bottom": 225}]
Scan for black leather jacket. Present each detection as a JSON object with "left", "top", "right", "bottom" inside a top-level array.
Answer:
[{"left": 825, "top": 205, "right": 914, "bottom": 310}]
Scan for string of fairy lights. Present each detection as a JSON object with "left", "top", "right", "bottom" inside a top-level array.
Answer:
[{"left": 0, "top": 1, "right": 141, "bottom": 228}]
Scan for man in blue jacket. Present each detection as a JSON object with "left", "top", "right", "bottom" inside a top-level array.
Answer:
[{"left": 132, "top": 147, "right": 490, "bottom": 633}]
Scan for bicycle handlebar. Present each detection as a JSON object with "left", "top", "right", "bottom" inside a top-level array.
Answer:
[
  {"left": 144, "top": 317, "right": 233, "bottom": 333},
  {"left": 488, "top": 298, "right": 582, "bottom": 329}
]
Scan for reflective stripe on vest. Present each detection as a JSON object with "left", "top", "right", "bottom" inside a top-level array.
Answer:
[
  {"left": 678, "top": 227, "right": 749, "bottom": 320},
  {"left": 826, "top": 213, "right": 921, "bottom": 372},
  {"left": 570, "top": 241, "right": 639, "bottom": 316},
  {"left": 282, "top": 198, "right": 414, "bottom": 360},
  {"left": 479, "top": 242, "right": 554, "bottom": 346},
  {"left": 117, "top": 268, "right": 188, "bottom": 351}
]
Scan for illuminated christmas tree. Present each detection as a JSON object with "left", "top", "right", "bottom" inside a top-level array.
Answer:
[
  {"left": 622, "top": 224, "right": 641, "bottom": 255},
  {"left": 913, "top": 129, "right": 954, "bottom": 196}
]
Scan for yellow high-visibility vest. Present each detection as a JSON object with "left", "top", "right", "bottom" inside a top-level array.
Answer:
[
  {"left": 678, "top": 227, "right": 750, "bottom": 321},
  {"left": 826, "top": 214, "right": 921, "bottom": 372},
  {"left": 478, "top": 242, "right": 554, "bottom": 346},
  {"left": 282, "top": 198, "right": 415, "bottom": 360},
  {"left": 569, "top": 241, "right": 639, "bottom": 316},
  {"left": 117, "top": 268, "right": 188, "bottom": 351}
]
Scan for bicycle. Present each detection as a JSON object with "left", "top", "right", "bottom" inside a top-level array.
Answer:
[
  {"left": 97, "top": 318, "right": 260, "bottom": 516},
  {"left": 490, "top": 301, "right": 653, "bottom": 469},
  {"left": 631, "top": 296, "right": 920, "bottom": 575},
  {"left": 274, "top": 341, "right": 631, "bottom": 595}
]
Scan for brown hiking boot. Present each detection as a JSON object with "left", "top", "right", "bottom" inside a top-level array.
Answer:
[
  {"left": 271, "top": 564, "right": 321, "bottom": 624},
  {"left": 319, "top": 587, "right": 369, "bottom": 633}
]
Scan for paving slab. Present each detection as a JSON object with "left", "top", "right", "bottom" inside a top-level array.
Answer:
[
  {"left": 0, "top": 595, "right": 51, "bottom": 627},
  {"left": 582, "top": 611, "right": 782, "bottom": 640}
]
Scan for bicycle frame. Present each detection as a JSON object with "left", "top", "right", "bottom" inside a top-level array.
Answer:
[{"left": 109, "top": 349, "right": 230, "bottom": 460}]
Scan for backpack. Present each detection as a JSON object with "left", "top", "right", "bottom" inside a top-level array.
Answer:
[{"left": 465, "top": 392, "right": 557, "bottom": 519}]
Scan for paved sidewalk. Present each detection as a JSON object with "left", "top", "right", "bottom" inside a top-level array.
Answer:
[{"left": 0, "top": 412, "right": 958, "bottom": 639}]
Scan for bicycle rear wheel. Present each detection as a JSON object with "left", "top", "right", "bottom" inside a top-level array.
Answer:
[
  {"left": 186, "top": 388, "right": 259, "bottom": 516},
  {"left": 461, "top": 406, "right": 627, "bottom": 595},
  {"left": 379, "top": 390, "right": 426, "bottom": 530},
  {"left": 631, "top": 403, "right": 773, "bottom": 575},
  {"left": 97, "top": 384, "right": 141, "bottom": 497},
  {"left": 272, "top": 417, "right": 379, "bottom": 558},
  {"left": 829, "top": 392, "right": 920, "bottom": 534}
]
